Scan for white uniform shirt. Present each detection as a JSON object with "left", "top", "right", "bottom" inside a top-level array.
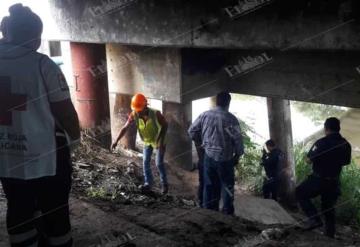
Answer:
[{"left": 0, "top": 42, "right": 71, "bottom": 179}]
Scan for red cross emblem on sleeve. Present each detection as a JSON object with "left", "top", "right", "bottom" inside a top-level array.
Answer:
[{"left": 0, "top": 76, "right": 27, "bottom": 126}]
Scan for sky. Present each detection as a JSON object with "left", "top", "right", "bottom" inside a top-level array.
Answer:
[
  {"left": 0, "top": 1, "right": 43, "bottom": 21},
  {"left": 0, "top": 0, "right": 60, "bottom": 39}
]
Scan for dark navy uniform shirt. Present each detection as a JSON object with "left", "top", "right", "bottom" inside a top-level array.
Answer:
[
  {"left": 307, "top": 133, "right": 352, "bottom": 178},
  {"left": 261, "top": 148, "right": 283, "bottom": 178}
]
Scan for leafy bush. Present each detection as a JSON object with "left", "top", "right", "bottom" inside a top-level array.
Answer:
[
  {"left": 235, "top": 120, "right": 263, "bottom": 193},
  {"left": 338, "top": 162, "right": 360, "bottom": 226},
  {"left": 294, "top": 143, "right": 312, "bottom": 181}
]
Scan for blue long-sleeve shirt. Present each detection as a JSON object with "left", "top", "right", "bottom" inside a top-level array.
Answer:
[{"left": 188, "top": 107, "right": 244, "bottom": 162}]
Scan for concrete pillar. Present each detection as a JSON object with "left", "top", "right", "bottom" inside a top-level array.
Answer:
[
  {"left": 111, "top": 93, "right": 137, "bottom": 150},
  {"left": 163, "top": 102, "right": 193, "bottom": 170},
  {"left": 267, "top": 98, "right": 296, "bottom": 205},
  {"left": 70, "top": 42, "right": 111, "bottom": 146}
]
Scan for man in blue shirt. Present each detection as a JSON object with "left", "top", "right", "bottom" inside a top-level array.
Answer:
[{"left": 188, "top": 92, "right": 244, "bottom": 215}]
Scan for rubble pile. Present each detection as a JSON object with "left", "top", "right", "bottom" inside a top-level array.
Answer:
[
  {"left": 61, "top": 135, "right": 360, "bottom": 247},
  {"left": 71, "top": 134, "right": 197, "bottom": 208}
]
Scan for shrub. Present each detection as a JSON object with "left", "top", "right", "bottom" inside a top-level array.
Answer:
[
  {"left": 235, "top": 120, "right": 263, "bottom": 194},
  {"left": 336, "top": 161, "right": 360, "bottom": 226}
]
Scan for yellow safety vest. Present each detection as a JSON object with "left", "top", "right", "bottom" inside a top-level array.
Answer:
[{"left": 134, "top": 108, "right": 162, "bottom": 148}]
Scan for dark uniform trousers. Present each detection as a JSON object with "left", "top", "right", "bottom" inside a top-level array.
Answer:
[
  {"left": 296, "top": 174, "right": 340, "bottom": 237},
  {"left": 0, "top": 136, "right": 73, "bottom": 247},
  {"left": 263, "top": 177, "right": 278, "bottom": 200}
]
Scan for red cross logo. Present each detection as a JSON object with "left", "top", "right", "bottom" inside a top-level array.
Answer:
[{"left": 0, "top": 76, "right": 27, "bottom": 126}]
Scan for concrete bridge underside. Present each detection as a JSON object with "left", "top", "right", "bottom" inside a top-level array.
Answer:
[
  {"left": 49, "top": 0, "right": 360, "bottom": 107},
  {"left": 106, "top": 45, "right": 360, "bottom": 107}
]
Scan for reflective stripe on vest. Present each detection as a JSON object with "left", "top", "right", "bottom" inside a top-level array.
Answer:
[{"left": 134, "top": 108, "right": 161, "bottom": 147}]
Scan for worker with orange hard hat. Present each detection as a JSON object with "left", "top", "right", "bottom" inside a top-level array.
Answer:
[{"left": 111, "top": 93, "right": 169, "bottom": 194}]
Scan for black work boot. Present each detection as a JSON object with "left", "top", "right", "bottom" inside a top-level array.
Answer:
[
  {"left": 324, "top": 225, "right": 336, "bottom": 238},
  {"left": 161, "top": 184, "right": 168, "bottom": 195},
  {"left": 139, "top": 184, "right": 151, "bottom": 193},
  {"left": 302, "top": 218, "right": 323, "bottom": 231}
]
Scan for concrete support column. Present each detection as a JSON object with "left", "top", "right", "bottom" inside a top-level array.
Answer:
[
  {"left": 111, "top": 93, "right": 137, "bottom": 150},
  {"left": 163, "top": 102, "right": 193, "bottom": 170},
  {"left": 70, "top": 42, "right": 110, "bottom": 146},
  {"left": 267, "top": 98, "right": 296, "bottom": 205}
]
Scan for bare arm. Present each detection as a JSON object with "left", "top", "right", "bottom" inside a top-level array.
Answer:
[
  {"left": 50, "top": 99, "right": 80, "bottom": 141},
  {"left": 111, "top": 117, "right": 134, "bottom": 150},
  {"left": 114, "top": 123, "right": 130, "bottom": 144}
]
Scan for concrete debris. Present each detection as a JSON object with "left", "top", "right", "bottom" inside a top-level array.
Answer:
[
  {"left": 261, "top": 228, "right": 288, "bottom": 241},
  {"left": 234, "top": 196, "right": 297, "bottom": 226}
]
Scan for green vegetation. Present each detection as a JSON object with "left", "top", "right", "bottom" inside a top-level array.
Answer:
[
  {"left": 86, "top": 186, "right": 108, "bottom": 200},
  {"left": 338, "top": 163, "right": 360, "bottom": 226},
  {"left": 292, "top": 101, "right": 347, "bottom": 125},
  {"left": 235, "top": 120, "right": 263, "bottom": 193},
  {"left": 86, "top": 185, "right": 120, "bottom": 201}
]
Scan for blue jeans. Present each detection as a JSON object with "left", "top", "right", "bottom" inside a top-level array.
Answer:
[
  {"left": 198, "top": 160, "right": 204, "bottom": 208},
  {"left": 203, "top": 154, "right": 235, "bottom": 215},
  {"left": 143, "top": 145, "right": 168, "bottom": 186}
]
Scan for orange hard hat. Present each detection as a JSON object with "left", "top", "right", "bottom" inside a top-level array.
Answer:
[{"left": 131, "top": 93, "right": 147, "bottom": 112}]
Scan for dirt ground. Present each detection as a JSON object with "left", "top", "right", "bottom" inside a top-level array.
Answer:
[{"left": 0, "top": 139, "right": 360, "bottom": 247}]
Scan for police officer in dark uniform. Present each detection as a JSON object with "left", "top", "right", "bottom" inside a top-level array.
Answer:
[
  {"left": 261, "top": 139, "right": 284, "bottom": 201},
  {"left": 296, "top": 117, "right": 352, "bottom": 238}
]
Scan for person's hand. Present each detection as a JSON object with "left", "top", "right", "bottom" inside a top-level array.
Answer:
[{"left": 110, "top": 142, "right": 118, "bottom": 152}]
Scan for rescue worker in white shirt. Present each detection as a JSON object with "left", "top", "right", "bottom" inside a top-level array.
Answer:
[{"left": 0, "top": 4, "right": 80, "bottom": 247}]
